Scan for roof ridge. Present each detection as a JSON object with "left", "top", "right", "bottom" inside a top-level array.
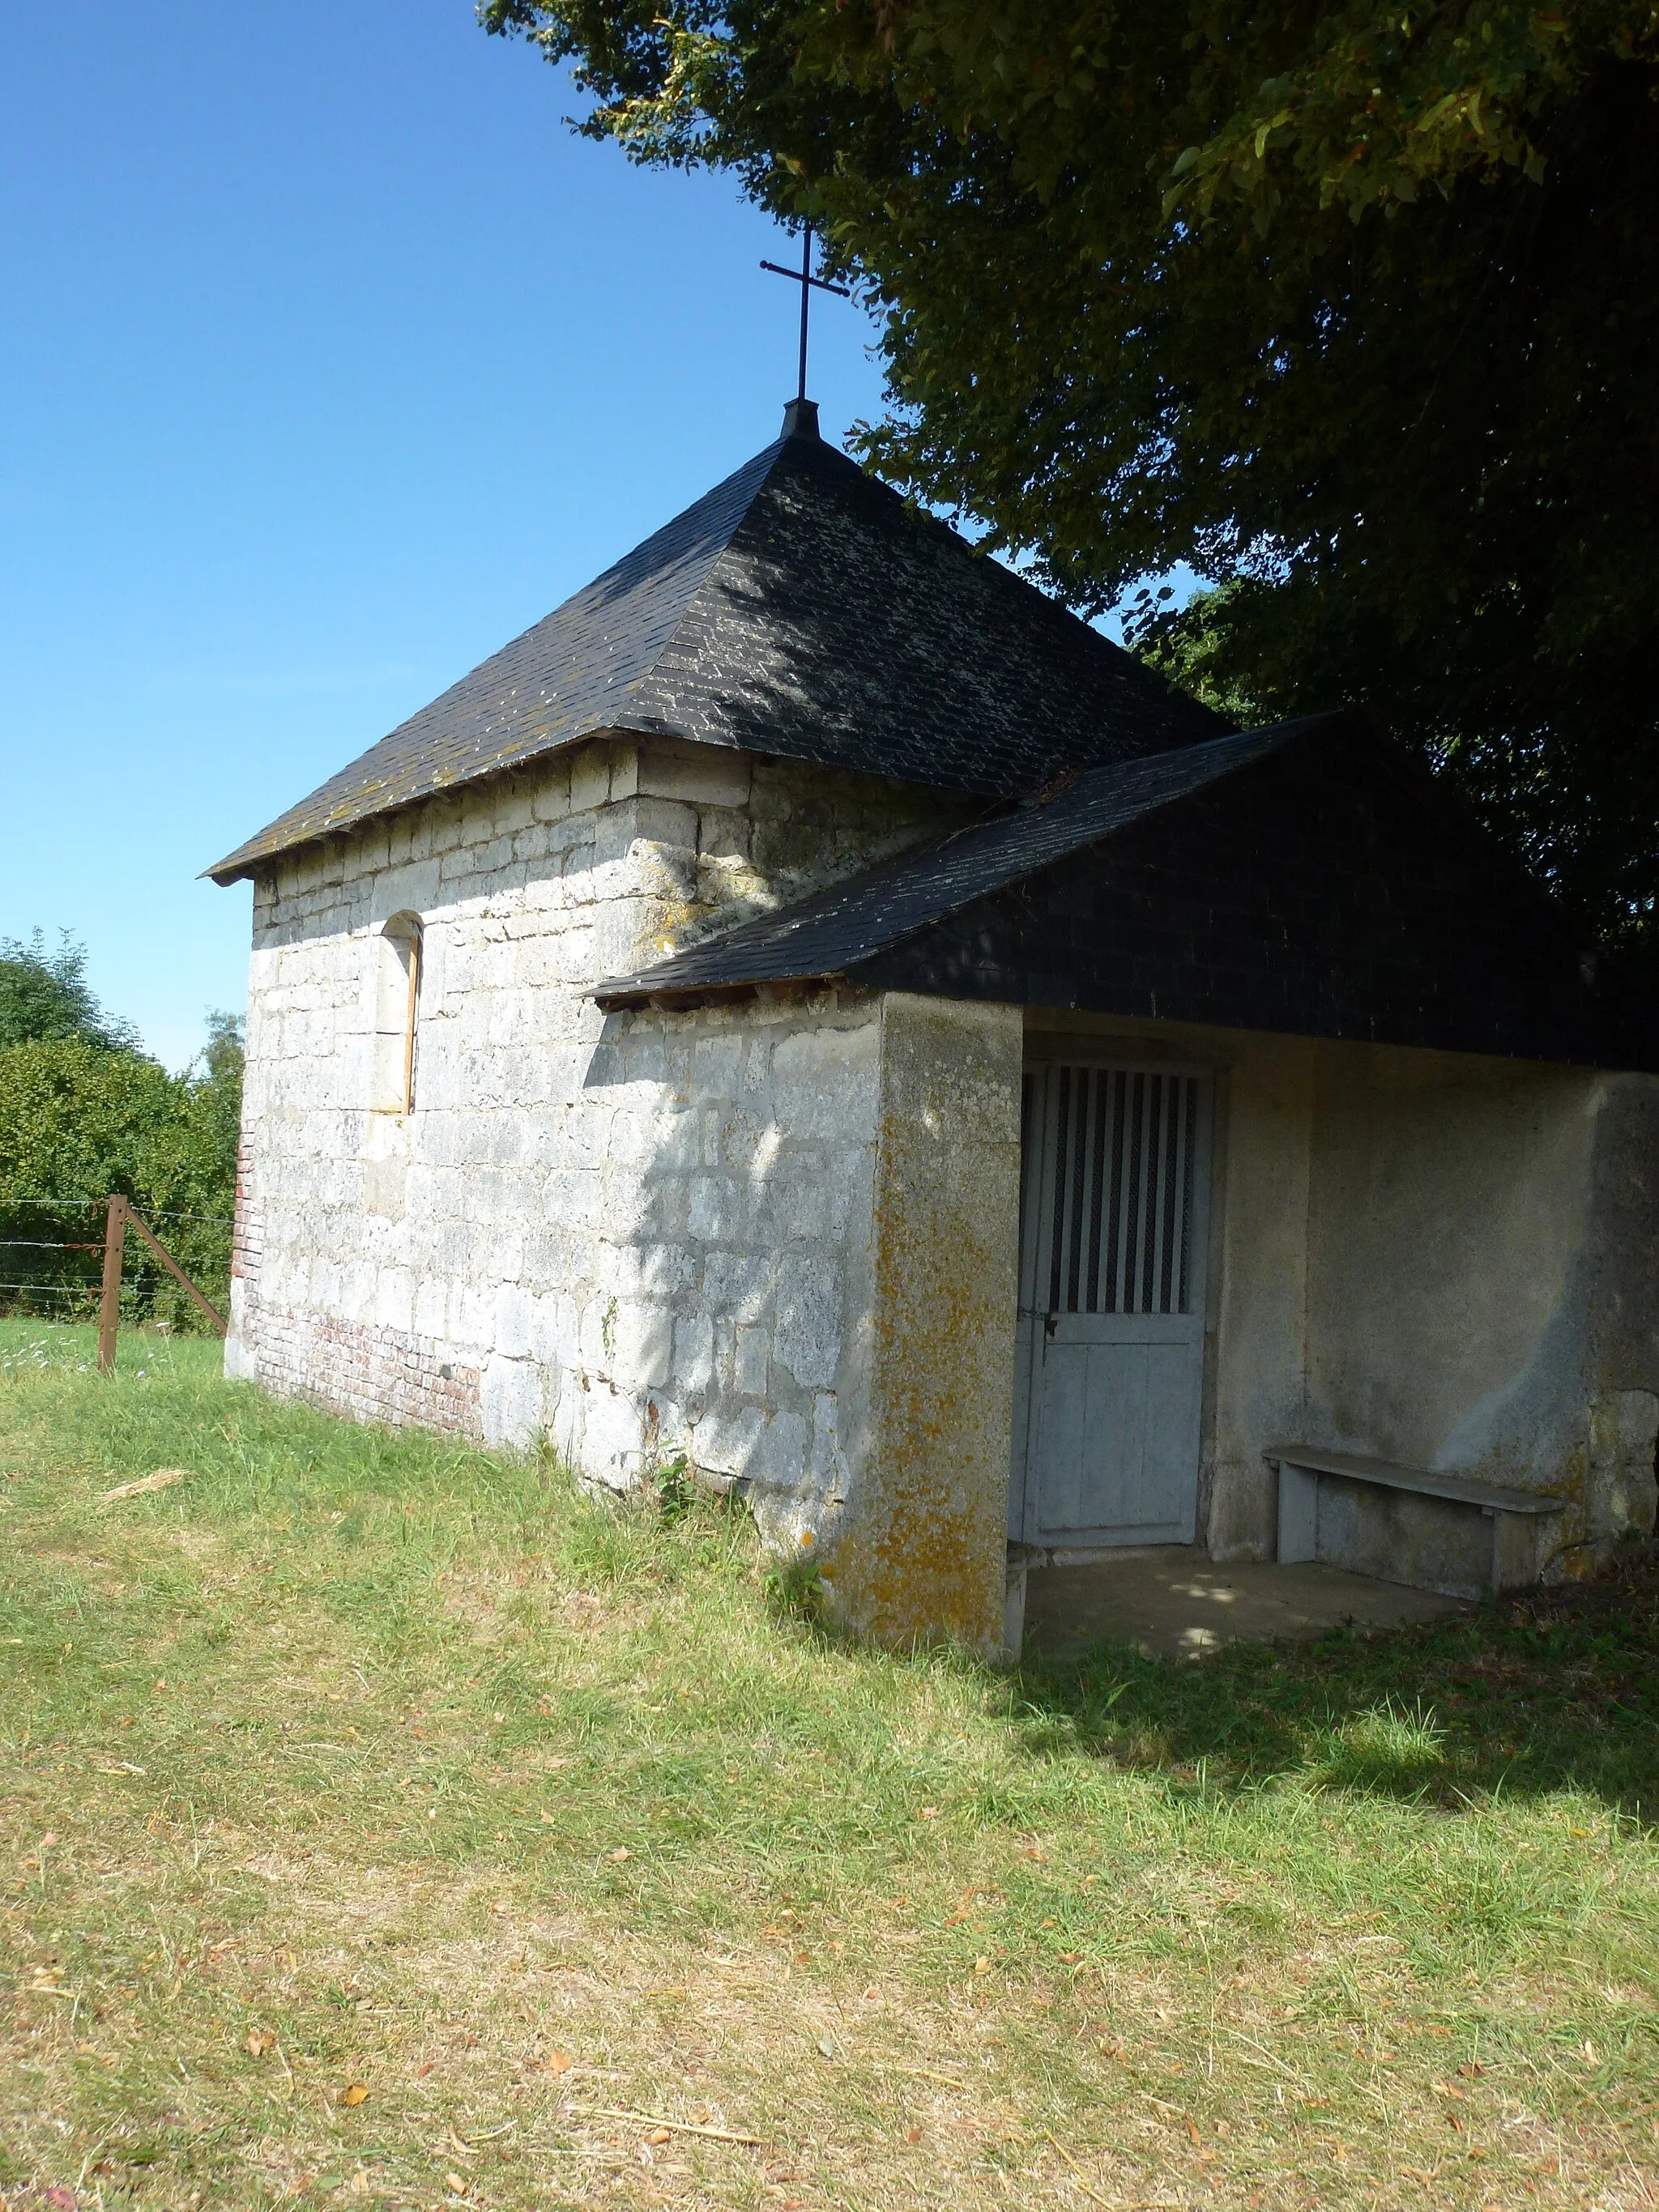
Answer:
[{"left": 207, "top": 421, "right": 1227, "bottom": 886}]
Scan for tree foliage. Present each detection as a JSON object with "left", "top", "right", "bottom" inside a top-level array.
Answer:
[
  {"left": 0, "top": 929, "right": 140, "bottom": 1051},
  {"left": 0, "top": 981, "right": 244, "bottom": 1329},
  {"left": 483, "top": 0, "right": 1659, "bottom": 960}
]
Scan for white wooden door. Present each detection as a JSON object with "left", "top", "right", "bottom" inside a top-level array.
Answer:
[{"left": 1010, "top": 1063, "right": 1211, "bottom": 1547}]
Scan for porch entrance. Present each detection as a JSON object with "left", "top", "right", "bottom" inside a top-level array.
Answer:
[{"left": 1009, "top": 1061, "right": 1212, "bottom": 1547}]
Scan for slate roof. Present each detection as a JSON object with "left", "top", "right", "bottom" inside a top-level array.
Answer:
[
  {"left": 594, "top": 721, "right": 1298, "bottom": 1007},
  {"left": 207, "top": 404, "right": 1224, "bottom": 884},
  {"left": 594, "top": 714, "right": 1653, "bottom": 1072}
]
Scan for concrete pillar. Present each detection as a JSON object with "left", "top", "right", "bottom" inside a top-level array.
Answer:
[{"left": 831, "top": 992, "right": 1022, "bottom": 1653}]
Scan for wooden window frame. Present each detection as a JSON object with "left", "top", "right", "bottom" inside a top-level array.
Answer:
[{"left": 373, "top": 915, "right": 424, "bottom": 1117}]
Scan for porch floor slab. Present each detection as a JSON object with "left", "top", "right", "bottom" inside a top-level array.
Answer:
[{"left": 1022, "top": 1549, "right": 1474, "bottom": 1662}]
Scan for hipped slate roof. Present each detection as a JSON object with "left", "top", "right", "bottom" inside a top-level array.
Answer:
[
  {"left": 207, "top": 406, "right": 1223, "bottom": 885},
  {"left": 595, "top": 714, "right": 1655, "bottom": 1072}
]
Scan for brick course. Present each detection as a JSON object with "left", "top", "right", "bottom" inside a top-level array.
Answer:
[{"left": 241, "top": 1293, "right": 483, "bottom": 1434}]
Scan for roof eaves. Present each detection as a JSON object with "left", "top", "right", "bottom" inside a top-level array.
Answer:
[
  {"left": 201, "top": 710, "right": 668, "bottom": 885},
  {"left": 593, "top": 718, "right": 1324, "bottom": 1010},
  {"left": 203, "top": 435, "right": 791, "bottom": 884}
]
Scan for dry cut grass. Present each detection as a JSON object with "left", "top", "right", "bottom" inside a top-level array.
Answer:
[{"left": 1, "top": 1317, "right": 1657, "bottom": 2212}]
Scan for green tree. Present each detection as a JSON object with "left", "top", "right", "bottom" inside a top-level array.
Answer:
[
  {"left": 483, "top": 0, "right": 1659, "bottom": 962},
  {"left": 0, "top": 1010, "right": 243, "bottom": 1331},
  {"left": 0, "top": 929, "right": 139, "bottom": 1050},
  {"left": 186, "top": 1010, "right": 245, "bottom": 1211}
]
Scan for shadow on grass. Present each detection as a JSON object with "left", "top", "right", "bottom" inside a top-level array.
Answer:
[{"left": 1008, "top": 1549, "right": 1659, "bottom": 1824}]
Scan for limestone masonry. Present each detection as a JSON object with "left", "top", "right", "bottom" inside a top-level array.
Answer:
[{"left": 228, "top": 735, "right": 972, "bottom": 1559}]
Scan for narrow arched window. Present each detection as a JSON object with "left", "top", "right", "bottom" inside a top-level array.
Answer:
[{"left": 372, "top": 914, "right": 423, "bottom": 1115}]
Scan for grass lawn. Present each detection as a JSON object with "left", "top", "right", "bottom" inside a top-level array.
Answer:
[{"left": 2, "top": 1319, "right": 1656, "bottom": 2211}]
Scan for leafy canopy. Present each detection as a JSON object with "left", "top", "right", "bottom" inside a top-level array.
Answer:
[
  {"left": 483, "top": 0, "right": 1659, "bottom": 961},
  {"left": 0, "top": 929, "right": 140, "bottom": 1051},
  {"left": 0, "top": 940, "right": 244, "bottom": 1325}
]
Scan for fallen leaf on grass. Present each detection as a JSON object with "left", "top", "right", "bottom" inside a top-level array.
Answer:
[
  {"left": 544, "top": 2050, "right": 573, "bottom": 2075},
  {"left": 339, "top": 2083, "right": 369, "bottom": 2106},
  {"left": 247, "top": 2029, "right": 277, "bottom": 2057},
  {"left": 100, "top": 1469, "right": 186, "bottom": 1502}
]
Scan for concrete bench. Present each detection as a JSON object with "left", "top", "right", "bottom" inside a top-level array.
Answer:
[{"left": 1265, "top": 1444, "right": 1565, "bottom": 1596}]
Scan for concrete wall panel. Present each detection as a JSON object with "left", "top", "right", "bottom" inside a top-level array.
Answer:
[{"left": 830, "top": 993, "right": 1022, "bottom": 1653}]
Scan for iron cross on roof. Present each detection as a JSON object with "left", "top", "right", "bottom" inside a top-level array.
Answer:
[{"left": 760, "top": 224, "right": 851, "bottom": 404}]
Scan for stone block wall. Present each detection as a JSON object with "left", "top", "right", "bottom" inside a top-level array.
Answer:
[
  {"left": 228, "top": 733, "right": 961, "bottom": 1520},
  {"left": 560, "top": 991, "right": 882, "bottom": 1545}
]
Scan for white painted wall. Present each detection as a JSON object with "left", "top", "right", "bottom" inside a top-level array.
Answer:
[{"left": 1025, "top": 1012, "right": 1659, "bottom": 1580}]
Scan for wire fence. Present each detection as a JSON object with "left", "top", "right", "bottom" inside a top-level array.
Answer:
[
  {"left": 4, "top": 1197, "right": 231, "bottom": 1223},
  {"left": 0, "top": 1196, "right": 233, "bottom": 1333}
]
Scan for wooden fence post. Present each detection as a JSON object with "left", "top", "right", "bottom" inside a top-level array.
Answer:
[
  {"left": 97, "top": 1194, "right": 127, "bottom": 1374},
  {"left": 123, "top": 1206, "right": 227, "bottom": 1336}
]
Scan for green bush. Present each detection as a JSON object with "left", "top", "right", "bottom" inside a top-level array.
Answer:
[{"left": 0, "top": 1024, "right": 241, "bottom": 1331}]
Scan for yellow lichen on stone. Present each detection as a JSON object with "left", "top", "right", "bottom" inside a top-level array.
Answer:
[{"left": 829, "top": 994, "right": 1022, "bottom": 1655}]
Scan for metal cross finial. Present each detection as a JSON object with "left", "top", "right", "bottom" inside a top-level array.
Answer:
[{"left": 760, "top": 224, "right": 851, "bottom": 403}]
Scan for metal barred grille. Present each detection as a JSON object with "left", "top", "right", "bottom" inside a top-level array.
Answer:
[{"left": 1041, "top": 1068, "right": 1200, "bottom": 1317}]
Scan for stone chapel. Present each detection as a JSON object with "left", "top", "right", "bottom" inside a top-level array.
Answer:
[{"left": 209, "top": 399, "right": 1659, "bottom": 1654}]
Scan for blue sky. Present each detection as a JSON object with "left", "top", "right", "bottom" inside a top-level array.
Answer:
[{"left": 0, "top": 1, "right": 896, "bottom": 1068}]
